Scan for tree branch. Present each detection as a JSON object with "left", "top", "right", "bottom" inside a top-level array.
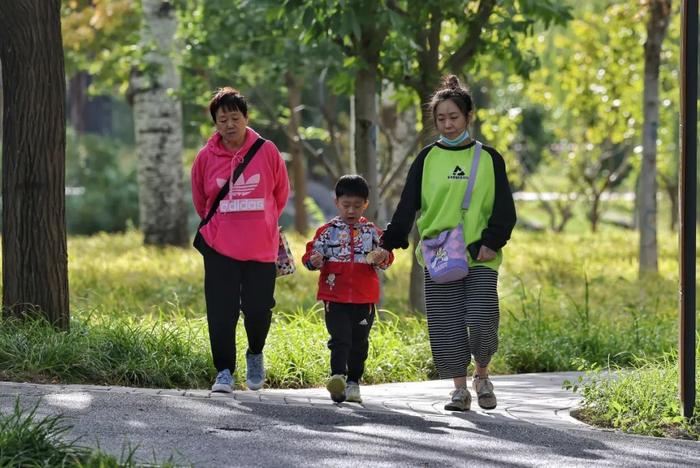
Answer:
[
  {"left": 252, "top": 88, "right": 341, "bottom": 180},
  {"left": 332, "top": 34, "right": 355, "bottom": 57},
  {"left": 379, "top": 131, "right": 424, "bottom": 198},
  {"left": 386, "top": 0, "right": 408, "bottom": 17},
  {"left": 445, "top": 0, "right": 497, "bottom": 72},
  {"left": 319, "top": 93, "right": 347, "bottom": 175}
]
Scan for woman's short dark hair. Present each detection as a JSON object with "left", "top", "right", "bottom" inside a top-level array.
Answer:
[
  {"left": 335, "top": 174, "right": 370, "bottom": 200},
  {"left": 209, "top": 87, "right": 248, "bottom": 122},
  {"left": 428, "top": 75, "right": 474, "bottom": 125}
]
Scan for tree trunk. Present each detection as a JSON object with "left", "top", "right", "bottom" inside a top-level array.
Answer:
[
  {"left": 405, "top": 88, "right": 438, "bottom": 313},
  {"left": 666, "top": 183, "right": 679, "bottom": 231},
  {"left": 0, "top": 0, "right": 70, "bottom": 329},
  {"left": 667, "top": 111, "right": 680, "bottom": 231},
  {"left": 408, "top": 227, "right": 424, "bottom": 312},
  {"left": 589, "top": 194, "right": 600, "bottom": 233},
  {"left": 0, "top": 59, "right": 3, "bottom": 143},
  {"left": 638, "top": 0, "right": 671, "bottom": 274},
  {"left": 68, "top": 71, "right": 88, "bottom": 135},
  {"left": 285, "top": 71, "right": 308, "bottom": 235},
  {"left": 354, "top": 66, "right": 379, "bottom": 220},
  {"left": 130, "top": 0, "right": 188, "bottom": 246}
]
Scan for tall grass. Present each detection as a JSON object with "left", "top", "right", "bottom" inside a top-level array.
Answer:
[
  {"left": 566, "top": 351, "right": 700, "bottom": 440},
  {"left": 0, "top": 227, "right": 690, "bottom": 387},
  {"left": 0, "top": 306, "right": 432, "bottom": 389}
]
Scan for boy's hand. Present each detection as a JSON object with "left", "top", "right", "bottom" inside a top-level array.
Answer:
[{"left": 309, "top": 251, "right": 324, "bottom": 268}]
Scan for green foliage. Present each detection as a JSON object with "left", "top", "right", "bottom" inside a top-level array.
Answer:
[
  {"left": 65, "top": 130, "right": 139, "bottom": 235},
  {"left": 304, "top": 196, "right": 326, "bottom": 227},
  {"left": 566, "top": 352, "right": 700, "bottom": 440},
  {"left": 178, "top": 0, "right": 347, "bottom": 174},
  {"left": 61, "top": 1, "right": 143, "bottom": 95},
  {"left": 509, "top": 0, "right": 681, "bottom": 231}
]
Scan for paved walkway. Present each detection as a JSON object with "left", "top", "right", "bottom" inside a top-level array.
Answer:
[
  {"left": 1, "top": 372, "right": 697, "bottom": 467},
  {"left": 260, "top": 371, "right": 588, "bottom": 429}
]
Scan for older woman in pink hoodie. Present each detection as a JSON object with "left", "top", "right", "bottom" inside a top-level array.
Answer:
[{"left": 191, "top": 87, "right": 289, "bottom": 393}]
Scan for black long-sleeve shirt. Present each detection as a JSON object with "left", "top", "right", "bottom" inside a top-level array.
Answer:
[{"left": 382, "top": 140, "right": 516, "bottom": 255}]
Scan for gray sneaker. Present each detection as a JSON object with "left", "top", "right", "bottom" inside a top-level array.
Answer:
[
  {"left": 326, "top": 374, "right": 347, "bottom": 403},
  {"left": 246, "top": 353, "right": 265, "bottom": 390},
  {"left": 472, "top": 375, "right": 497, "bottom": 409},
  {"left": 444, "top": 386, "right": 471, "bottom": 411},
  {"left": 345, "top": 381, "right": 362, "bottom": 403},
  {"left": 212, "top": 369, "right": 234, "bottom": 393}
]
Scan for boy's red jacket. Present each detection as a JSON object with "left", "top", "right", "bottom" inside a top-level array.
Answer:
[{"left": 302, "top": 216, "right": 394, "bottom": 304}]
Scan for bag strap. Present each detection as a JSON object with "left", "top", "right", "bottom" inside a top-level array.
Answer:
[
  {"left": 198, "top": 137, "right": 265, "bottom": 229},
  {"left": 462, "top": 141, "right": 482, "bottom": 210}
]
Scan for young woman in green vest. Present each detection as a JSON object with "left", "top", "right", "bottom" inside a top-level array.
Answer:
[{"left": 378, "top": 75, "right": 517, "bottom": 412}]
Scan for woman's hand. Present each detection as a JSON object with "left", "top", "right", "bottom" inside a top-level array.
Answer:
[
  {"left": 476, "top": 245, "right": 497, "bottom": 262},
  {"left": 366, "top": 248, "right": 389, "bottom": 266},
  {"left": 309, "top": 251, "right": 324, "bottom": 268}
]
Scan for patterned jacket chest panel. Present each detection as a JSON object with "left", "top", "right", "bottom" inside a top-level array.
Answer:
[{"left": 318, "top": 223, "right": 377, "bottom": 263}]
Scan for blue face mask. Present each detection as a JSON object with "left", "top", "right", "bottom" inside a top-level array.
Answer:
[{"left": 439, "top": 130, "right": 469, "bottom": 146}]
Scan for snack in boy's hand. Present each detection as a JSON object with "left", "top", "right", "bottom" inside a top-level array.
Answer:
[{"left": 365, "top": 249, "right": 381, "bottom": 265}]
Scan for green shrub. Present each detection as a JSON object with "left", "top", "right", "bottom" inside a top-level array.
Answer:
[{"left": 65, "top": 130, "right": 139, "bottom": 235}]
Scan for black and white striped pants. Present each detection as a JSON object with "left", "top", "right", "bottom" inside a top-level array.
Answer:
[{"left": 424, "top": 266, "right": 500, "bottom": 379}]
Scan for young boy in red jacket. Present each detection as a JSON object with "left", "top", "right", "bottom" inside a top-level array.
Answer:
[{"left": 302, "top": 175, "right": 394, "bottom": 403}]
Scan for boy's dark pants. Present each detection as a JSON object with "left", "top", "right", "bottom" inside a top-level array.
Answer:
[
  {"left": 203, "top": 246, "right": 276, "bottom": 372},
  {"left": 324, "top": 302, "right": 375, "bottom": 383}
]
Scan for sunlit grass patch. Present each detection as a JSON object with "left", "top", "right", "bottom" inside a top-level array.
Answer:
[
  {"left": 1, "top": 228, "right": 693, "bottom": 385},
  {"left": 566, "top": 352, "right": 700, "bottom": 440}
]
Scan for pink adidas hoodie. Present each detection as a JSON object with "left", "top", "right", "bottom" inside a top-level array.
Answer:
[{"left": 191, "top": 127, "right": 289, "bottom": 262}]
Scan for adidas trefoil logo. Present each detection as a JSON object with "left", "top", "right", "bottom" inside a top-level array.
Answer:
[{"left": 448, "top": 165, "right": 468, "bottom": 180}]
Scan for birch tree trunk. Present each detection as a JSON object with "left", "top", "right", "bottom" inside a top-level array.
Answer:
[
  {"left": 638, "top": 0, "right": 672, "bottom": 274},
  {"left": 131, "top": 0, "right": 187, "bottom": 246},
  {"left": 0, "top": 0, "right": 70, "bottom": 328}
]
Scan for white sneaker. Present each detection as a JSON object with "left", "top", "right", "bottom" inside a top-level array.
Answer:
[
  {"left": 326, "top": 374, "right": 346, "bottom": 403},
  {"left": 444, "top": 386, "right": 471, "bottom": 411},
  {"left": 345, "top": 381, "right": 362, "bottom": 403},
  {"left": 472, "top": 375, "right": 497, "bottom": 409},
  {"left": 246, "top": 352, "right": 265, "bottom": 390},
  {"left": 211, "top": 369, "right": 233, "bottom": 393}
]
